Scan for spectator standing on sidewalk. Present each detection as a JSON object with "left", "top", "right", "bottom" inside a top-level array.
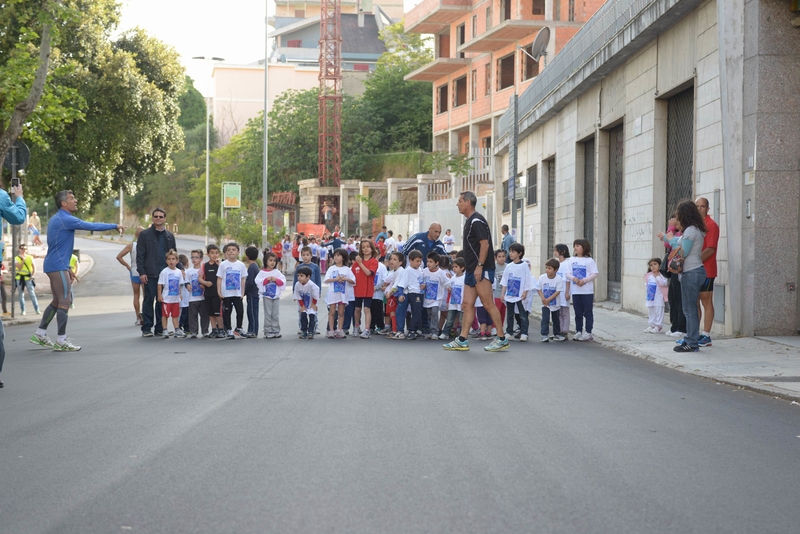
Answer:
[
  {"left": 136, "top": 208, "right": 176, "bottom": 337},
  {"left": 30, "top": 190, "right": 123, "bottom": 352},
  {"left": 14, "top": 244, "right": 40, "bottom": 315},
  {"left": 671, "top": 200, "right": 707, "bottom": 353},
  {"left": 695, "top": 197, "right": 718, "bottom": 347},
  {"left": 0, "top": 181, "right": 27, "bottom": 388},
  {"left": 116, "top": 226, "right": 145, "bottom": 325},
  {"left": 501, "top": 225, "right": 514, "bottom": 255},
  {"left": 658, "top": 217, "right": 686, "bottom": 337}
]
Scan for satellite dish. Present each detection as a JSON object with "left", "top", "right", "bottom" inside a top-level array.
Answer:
[{"left": 530, "top": 27, "right": 551, "bottom": 62}]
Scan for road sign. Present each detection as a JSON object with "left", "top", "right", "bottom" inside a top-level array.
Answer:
[
  {"left": 222, "top": 182, "right": 241, "bottom": 209},
  {"left": 3, "top": 141, "right": 31, "bottom": 172}
]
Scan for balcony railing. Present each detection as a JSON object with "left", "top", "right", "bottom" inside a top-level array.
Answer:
[{"left": 405, "top": 0, "right": 472, "bottom": 34}]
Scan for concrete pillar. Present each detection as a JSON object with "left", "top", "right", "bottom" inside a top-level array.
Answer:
[{"left": 339, "top": 186, "right": 349, "bottom": 235}]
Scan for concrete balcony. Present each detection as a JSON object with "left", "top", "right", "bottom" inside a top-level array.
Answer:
[
  {"left": 404, "top": 57, "right": 470, "bottom": 82},
  {"left": 405, "top": 0, "right": 471, "bottom": 34},
  {"left": 458, "top": 19, "right": 547, "bottom": 53}
]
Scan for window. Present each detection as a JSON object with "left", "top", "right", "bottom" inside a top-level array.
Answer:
[
  {"left": 294, "top": 9, "right": 305, "bottom": 17},
  {"left": 472, "top": 15, "right": 478, "bottom": 38},
  {"left": 482, "top": 136, "right": 492, "bottom": 149},
  {"left": 437, "top": 84, "right": 449, "bottom": 114},
  {"left": 438, "top": 33, "right": 450, "bottom": 58},
  {"left": 471, "top": 70, "right": 477, "bottom": 102},
  {"left": 353, "top": 63, "right": 369, "bottom": 71},
  {"left": 522, "top": 45, "right": 539, "bottom": 80},
  {"left": 486, "top": 5, "right": 493, "bottom": 30},
  {"left": 485, "top": 64, "right": 492, "bottom": 96},
  {"left": 286, "top": 39, "right": 302, "bottom": 48},
  {"left": 502, "top": 180, "right": 510, "bottom": 213},
  {"left": 526, "top": 165, "right": 538, "bottom": 206},
  {"left": 457, "top": 24, "right": 466, "bottom": 58},
  {"left": 569, "top": 0, "right": 575, "bottom": 21},
  {"left": 532, "top": 0, "right": 545, "bottom": 15},
  {"left": 502, "top": 0, "right": 511, "bottom": 22},
  {"left": 453, "top": 75, "right": 467, "bottom": 107},
  {"left": 498, "top": 53, "right": 515, "bottom": 90}
]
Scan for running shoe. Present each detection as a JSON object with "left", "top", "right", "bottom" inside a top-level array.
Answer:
[
  {"left": 360, "top": 330, "right": 370, "bottom": 339},
  {"left": 541, "top": 336, "right": 549, "bottom": 342},
  {"left": 644, "top": 326, "right": 655, "bottom": 333},
  {"left": 53, "top": 338, "right": 81, "bottom": 352},
  {"left": 391, "top": 332, "right": 406, "bottom": 340},
  {"left": 273, "top": 333, "right": 282, "bottom": 339},
  {"left": 335, "top": 330, "right": 346, "bottom": 339},
  {"left": 582, "top": 333, "right": 594, "bottom": 342},
  {"left": 234, "top": 328, "right": 246, "bottom": 338},
  {"left": 443, "top": 337, "right": 469, "bottom": 351},
  {"left": 573, "top": 332, "right": 585, "bottom": 341},
  {"left": 553, "top": 335, "right": 566, "bottom": 342},
  {"left": 673, "top": 342, "right": 698, "bottom": 352},
  {"left": 30, "top": 333, "right": 54, "bottom": 348},
  {"left": 226, "top": 330, "right": 236, "bottom": 340},
  {"left": 307, "top": 333, "right": 314, "bottom": 340},
  {"left": 142, "top": 331, "right": 154, "bottom": 338},
  {"left": 406, "top": 332, "right": 418, "bottom": 340},
  {"left": 438, "top": 333, "right": 449, "bottom": 340},
  {"left": 484, "top": 337, "right": 510, "bottom": 352},
  {"left": 299, "top": 333, "right": 308, "bottom": 339},
  {"left": 326, "top": 331, "right": 335, "bottom": 339},
  {"left": 174, "top": 329, "right": 187, "bottom": 338},
  {"left": 698, "top": 335, "right": 712, "bottom": 347},
  {"left": 519, "top": 334, "right": 528, "bottom": 342}
]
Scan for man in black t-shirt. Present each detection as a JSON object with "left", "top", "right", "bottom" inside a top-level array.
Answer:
[{"left": 443, "top": 191, "right": 509, "bottom": 352}]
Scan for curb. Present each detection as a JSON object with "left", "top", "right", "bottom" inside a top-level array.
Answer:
[{"left": 527, "top": 308, "right": 800, "bottom": 403}]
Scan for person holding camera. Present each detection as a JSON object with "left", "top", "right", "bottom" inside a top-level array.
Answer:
[{"left": 0, "top": 181, "right": 28, "bottom": 389}]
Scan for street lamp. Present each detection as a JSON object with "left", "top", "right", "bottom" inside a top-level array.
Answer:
[
  {"left": 262, "top": 1, "right": 270, "bottom": 250},
  {"left": 192, "top": 55, "right": 225, "bottom": 246}
]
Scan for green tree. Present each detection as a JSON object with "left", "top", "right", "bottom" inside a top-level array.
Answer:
[
  {"left": 18, "top": 3, "right": 185, "bottom": 208},
  {"left": 362, "top": 21, "right": 433, "bottom": 152},
  {"left": 0, "top": 1, "right": 85, "bottom": 170},
  {"left": 178, "top": 76, "right": 205, "bottom": 130}
]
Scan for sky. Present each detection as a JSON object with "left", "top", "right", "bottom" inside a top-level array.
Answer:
[{"left": 118, "top": 0, "right": 423, "bottom": 96}]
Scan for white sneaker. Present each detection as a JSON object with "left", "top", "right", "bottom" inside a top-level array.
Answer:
[
  {"left": 519, "top": 334, "right": 528, "bottom": 342},
  {"left": 644, "top": 326, "right": 655, "bottom": 333},
  {"left": 438, "top": 333, "right": 448, "bottom": 340},
  {"left": 53, "top": 338, "right": 81, "bottom": 352},
  {"left": 650, "top": 326, "right": 662, "bottom": 334},
  {"left": 574, "top": 332, "right": 585, "bottom": 341}
]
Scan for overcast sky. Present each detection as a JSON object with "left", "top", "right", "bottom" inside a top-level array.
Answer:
[{"left": 118, "top": 0, "right": 423, "bottom": 96}]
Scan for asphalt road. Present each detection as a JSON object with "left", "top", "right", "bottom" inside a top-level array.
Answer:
[{"left": 1, "top": 237, "right": 799, "bottom": 534}]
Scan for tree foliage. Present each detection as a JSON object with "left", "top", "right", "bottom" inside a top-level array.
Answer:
[
  {"left": 4, "top": 0, "right": 186, "bottom": 208},
  {"left": 178, "top": 76, "right": 205, "bottom": 130},
  {"left": 362, "top": 21, "right": 433, "bottom": 152}
]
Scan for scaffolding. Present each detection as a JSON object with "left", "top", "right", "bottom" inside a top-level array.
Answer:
[{"left": 318, "top": 0, "right": 342, "bottom": 187}]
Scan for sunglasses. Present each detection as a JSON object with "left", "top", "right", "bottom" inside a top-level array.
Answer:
[{"left": 152, "top": 215, "right": 165, "bottom": 219}]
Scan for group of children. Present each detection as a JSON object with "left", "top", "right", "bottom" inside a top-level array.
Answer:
[{"left": 149, "top": 237, "right": 612, "bottom": 344}]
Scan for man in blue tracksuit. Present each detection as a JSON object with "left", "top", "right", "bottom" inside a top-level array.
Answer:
[
  {"left": 30, "top": 190, "right": 124, "bottom": 352},
  {"left": 0, "top": 182, "right": 28, "bottom": 389},
  {"left": 402, "top": 222, "right": 445, "bottom": 333}
]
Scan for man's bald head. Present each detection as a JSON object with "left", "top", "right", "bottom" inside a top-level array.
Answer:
[{"left": 427, "top": 223, "right": 442, "bottom": 241}]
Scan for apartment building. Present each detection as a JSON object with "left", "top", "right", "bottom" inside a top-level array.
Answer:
[{"left": 404, "top": 0, "right": 606, "bottom": 193}]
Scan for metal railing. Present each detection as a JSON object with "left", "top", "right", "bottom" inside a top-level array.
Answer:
[{"left": 427, "top": 180, "right": 452, "bottom": 201}]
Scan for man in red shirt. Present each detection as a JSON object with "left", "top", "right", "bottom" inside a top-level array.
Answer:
[{"left": 696, "top": 197, "right": 719, "bottom": 347}]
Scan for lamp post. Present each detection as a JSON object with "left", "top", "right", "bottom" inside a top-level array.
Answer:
[
  {"left": 192, "top": 55, "right": 225, "bottom": 246},
  {"left": 262, "top": 2, "right": 270, "bottom": 251}
]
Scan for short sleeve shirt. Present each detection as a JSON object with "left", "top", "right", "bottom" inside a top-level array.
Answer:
[
  {"left": 702, "top": 217, "right": 719, "bottom": 278},
  {"left": 462, "top": 211, "right": 495, "bottom": 273}
]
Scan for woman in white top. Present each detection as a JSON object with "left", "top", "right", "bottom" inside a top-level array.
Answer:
[
  {"left": 116, "top": 226, "right": 144, "bottom": 325},
  {"left": 671, "top": 200, "right": 707, "bottom": 353}
]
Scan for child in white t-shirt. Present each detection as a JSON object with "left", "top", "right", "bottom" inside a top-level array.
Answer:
[
  {"left": 441, "top": 258, "right": 465, "bottom": 339},
  {"left": 157, "top": 250, "right": 186, "bottom": 338},
  {"left": 384, "top": 252, "right": 405, "bottom": 335},
  {"left": 569, "top": 239, "right": 599, "bottom": 342},
  {"left": 294, "top": 266, "right": 320, "bottom": 339},
  {"left": 185, "top": 249, "right": 208, "bottom": 338},
  {"left": 371, "top": 261, "right": 388, "bottom": 334},
  {"left": 500, "top": 243, "right": 531, "bottom": 342},
  {"left": 644, "top": 257, "right": 669, "bottom": 333},
  {"left": 255, "top": 251, "right": 287, "bottom": 338},
  {"left": 538, "top": 258, "right": 566, "bottom": 342},
  {"left": 393, "top": 250, "right": 424, "bottom": 340},
  {"left": 554, "top": 244, "right": 572, "bottom": 340},
  {"left": 324, "top": 248, "right": 355, "bottom": 338},
  {"left": 423, "top": 252, "right": 450, "bottom": 339},
  {"left": 217, "top": 242, "right": 249, "bottom": 340}
]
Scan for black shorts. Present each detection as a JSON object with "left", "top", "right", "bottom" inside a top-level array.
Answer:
[
  {"left": 205, "top": 294, "right": 221, "bottom": 317},
  {"left": 700, "top": 277, "right": 715, "bottom": 293},
  {"left": 354, "top": 296, "right": 372, "bottom": 307}
]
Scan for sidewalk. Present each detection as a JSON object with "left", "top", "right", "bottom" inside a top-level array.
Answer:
[
  {"left": 530, "top": 301, "right": 800, "bottom": 402},
  {"left": 2, "top": 242, "right": 94, "bottom": 327}
]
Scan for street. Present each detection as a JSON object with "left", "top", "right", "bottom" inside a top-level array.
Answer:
[{"left": 1, "top": 237, "right": 799, "bottom": 534}]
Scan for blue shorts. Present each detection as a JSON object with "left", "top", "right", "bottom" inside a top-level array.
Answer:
[
  {"left": 130, "top": 272, "right": 142, "bottom": 284},
  {"left": 464, "top": 269, "right": 495, "bottom": 287}
]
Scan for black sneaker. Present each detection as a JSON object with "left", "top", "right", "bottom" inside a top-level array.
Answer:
[
  {"left": 673, "top": 342, "right": 699, "bottom": 353},
  {"left": 407, "top": 332, "right": 417, "bottom": 340},
  {"left": 142, "top": 331, "right": 153, "bottom": 337}
]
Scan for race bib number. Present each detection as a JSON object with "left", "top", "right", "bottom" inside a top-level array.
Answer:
[
  {"left": 450, "top": 286, "right": 462, "bottom": 305},
  {"left": 167, "top": 276, "right": 180, "bottom": 296},
  {"left": 506, "top": 277, "right": 521, "bottom": 298},
  {"left": 225, "top": 270, "right": 241, "bottom": 291},
  {"left": 646, "top": 282, "right": 657, "bottom": 301},
  {"left": 190, "top": 276, "right": 203, "bottom": 297},
  {"left": 425, "top": 281, "right": 439, "bottom": 301}
]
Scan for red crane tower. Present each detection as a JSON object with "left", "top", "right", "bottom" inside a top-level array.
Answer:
[{"left": 318, "top": 0, "right": 342, "bottom": 187}]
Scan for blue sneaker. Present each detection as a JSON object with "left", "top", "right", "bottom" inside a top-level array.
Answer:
[
  {"left": 443, "top": 337, "right": 469, "bottom": 351},
  {"left": 675, "top": 338, "right": 684, "bottom": 345},
  {"left": 484, "top": 337, "right": 510, "bottom": 352},
  {"left": 698, "top": 335, "right": 712, "bottom": 347}
]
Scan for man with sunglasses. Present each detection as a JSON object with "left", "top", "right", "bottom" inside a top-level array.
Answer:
[
  {"left": 136, "top": 208, "right": 177, "bottom": 337},
  {"left": 30, "top": 190, "right": 124, "bottom": 352}
]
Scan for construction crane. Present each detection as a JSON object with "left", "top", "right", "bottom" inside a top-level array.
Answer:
[{"left": 318, "top": 0, "right": 342, "bottom": 187}]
